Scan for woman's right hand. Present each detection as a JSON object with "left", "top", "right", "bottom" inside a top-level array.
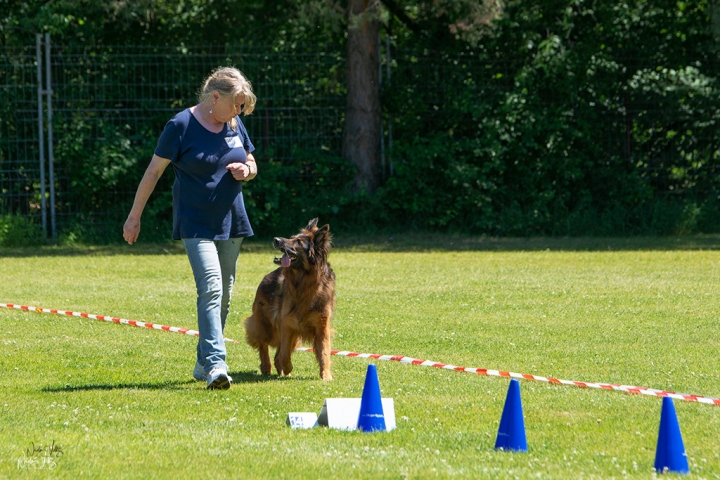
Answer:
[
  {"left": 123, "top": 216, "right": 141, "bottom": 245},
  {"left": 122, "top": 155, "right": 171, "bottom": 246}
]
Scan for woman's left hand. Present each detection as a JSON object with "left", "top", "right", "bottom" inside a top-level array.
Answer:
[{"left": 226, "top": 162, "right": 249, "bottom": 180}]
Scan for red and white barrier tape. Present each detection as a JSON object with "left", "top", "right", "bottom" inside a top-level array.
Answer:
[
  {"left": 297, "top": 347, "right": 720, "bottom": 406},
  {"left": 3, "top": 302, "right": 718, "bottom": 405},
  {"left": 0, "top": 302, "right": 238, "bottom": 343}
]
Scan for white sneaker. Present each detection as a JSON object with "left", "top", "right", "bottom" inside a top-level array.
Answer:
[{"left": 206, "top": 367, "right": 232, "bottom": 390}]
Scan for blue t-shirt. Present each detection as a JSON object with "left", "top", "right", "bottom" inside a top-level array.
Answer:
[{"left": 154, "top": 108, "right": 255, "bottom": 240}]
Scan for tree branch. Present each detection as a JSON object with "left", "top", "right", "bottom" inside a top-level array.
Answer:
[
  {"left": 379, "top": 0, "right": 421, "bottom": 34},
  {"left": 325, "top": 0, "right": 346, "bottom": 16}
]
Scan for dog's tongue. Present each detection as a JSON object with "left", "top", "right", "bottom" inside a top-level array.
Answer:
[{"left": 281, "top": 253, "right": 291, "bottom": 268}]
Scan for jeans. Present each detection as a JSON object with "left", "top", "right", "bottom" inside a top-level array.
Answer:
[{"left": 182, "top": 237, "right": 243, "bottom": 374}]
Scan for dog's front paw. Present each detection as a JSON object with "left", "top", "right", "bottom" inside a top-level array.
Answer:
[{"left": 321, "top": 371, "right": 333, "bottom": 381}]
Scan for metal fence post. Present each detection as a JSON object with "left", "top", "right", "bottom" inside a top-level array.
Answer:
[
  {"left": 385, "top": 30, "right": 393, "bottom": 177},
  {"left": 35, "top": 34, "right": 47, "bottom": 240},
  {"left": 45, "top": 33, "right": 56, "bottom": 239},
  {"left": 378, "top": 32, "right": 386, "bottom": 181}
]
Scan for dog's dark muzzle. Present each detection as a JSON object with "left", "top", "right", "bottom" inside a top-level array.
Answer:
[{"left": 273, "top": 237, "right": 297, "bottom": 267}]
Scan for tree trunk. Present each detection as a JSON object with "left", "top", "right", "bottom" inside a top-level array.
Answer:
[{"left": 343, "top": 0, "right": 381, "bottom": 193}]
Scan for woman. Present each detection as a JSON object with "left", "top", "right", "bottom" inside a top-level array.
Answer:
[{"left": 123, "top": 66, "right": 258, "bottom": 390}]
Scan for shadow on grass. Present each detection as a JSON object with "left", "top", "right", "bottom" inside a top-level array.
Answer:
[
  {"left": 42, "top": 380, "right": 197, "bottom": 392},
  {"left": 228, "top": 370, "right": 298, "bottom": 383},
  {"left": 40, "top": 370, "right": 295, "bottom": 392},
  {"left": 3, "top": 234, "right": 720, "bottom": 257}
]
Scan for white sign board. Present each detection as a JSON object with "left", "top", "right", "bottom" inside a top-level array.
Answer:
[
  {"left": 286, "top": 412, "right": 319, "bottom": 429},
  {"left": 317, "top": 398, "right": 396, "bottom": 431}
]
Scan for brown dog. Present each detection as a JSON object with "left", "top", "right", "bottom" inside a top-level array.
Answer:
[{"left": 244, "top": 218, "right": 335, "bottom": 381}]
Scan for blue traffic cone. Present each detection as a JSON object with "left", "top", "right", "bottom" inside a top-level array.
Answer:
[
  {"left": 357, "top": 364, "right": 386, "bottom": 432},
  {"left": 654, "top": 397, "right": 690, "bottom": 474},
  {"left": 494, "top": 379, "right": 528, "bottom": 452}
]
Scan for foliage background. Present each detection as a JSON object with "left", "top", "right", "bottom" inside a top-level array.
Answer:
[{"left": 0, "top": 0, "right": 718, "bottom": 244}]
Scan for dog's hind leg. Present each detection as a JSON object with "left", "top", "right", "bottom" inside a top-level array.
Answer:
[
  {"left": 258, "top": 343, "right": 271, "bottom": 375},
  {"left": 244, "top": 314, "right": 272, "bottom": 375},
  {"left": 313, "top": 318, "right": 333, "bottom": 381},
  {"left": 274, "top": 326, "right": 298, "bottom": 376}
]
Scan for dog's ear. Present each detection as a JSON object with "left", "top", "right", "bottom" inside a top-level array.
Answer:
[
  {"left": 313, "top": 224, "right": 331, "bottom": 252},
  {"left": 305, "top": 218, "right": 319, "bottom": 231}
]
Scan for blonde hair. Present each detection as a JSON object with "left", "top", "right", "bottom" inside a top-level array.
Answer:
[{"left": 198, "top": 67, "right": 257, "bottom": 128}]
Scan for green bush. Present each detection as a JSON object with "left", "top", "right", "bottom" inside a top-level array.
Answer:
[
  {"left": 243, "top": 147, "right": 358, "bottom": 237},
  {"left": 0, "top": 215, "right": 43, "bottom": 247}
]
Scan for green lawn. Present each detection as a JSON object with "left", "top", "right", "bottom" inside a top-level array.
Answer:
[{"left": 1, "top": 236, "right": 719, "bottom": 479}]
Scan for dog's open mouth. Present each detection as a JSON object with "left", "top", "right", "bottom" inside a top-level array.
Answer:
[{"left": 274, "top": 252, "right": 297, "bottom": 268}]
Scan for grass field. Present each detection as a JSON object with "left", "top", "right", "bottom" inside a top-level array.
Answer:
[{"left": 1, "top": 235, "right": 719, "bottom": 479}]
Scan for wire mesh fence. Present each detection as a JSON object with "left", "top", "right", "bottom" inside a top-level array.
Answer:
[
  {"left": 0, "top": 43, "right": 347, "bottom": 237},
  {"left": 1, "top": 42, "right": 718, "bottom": 240},
  {"left": 0, "top": 45, "right": 41, "bottom": 220}
]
